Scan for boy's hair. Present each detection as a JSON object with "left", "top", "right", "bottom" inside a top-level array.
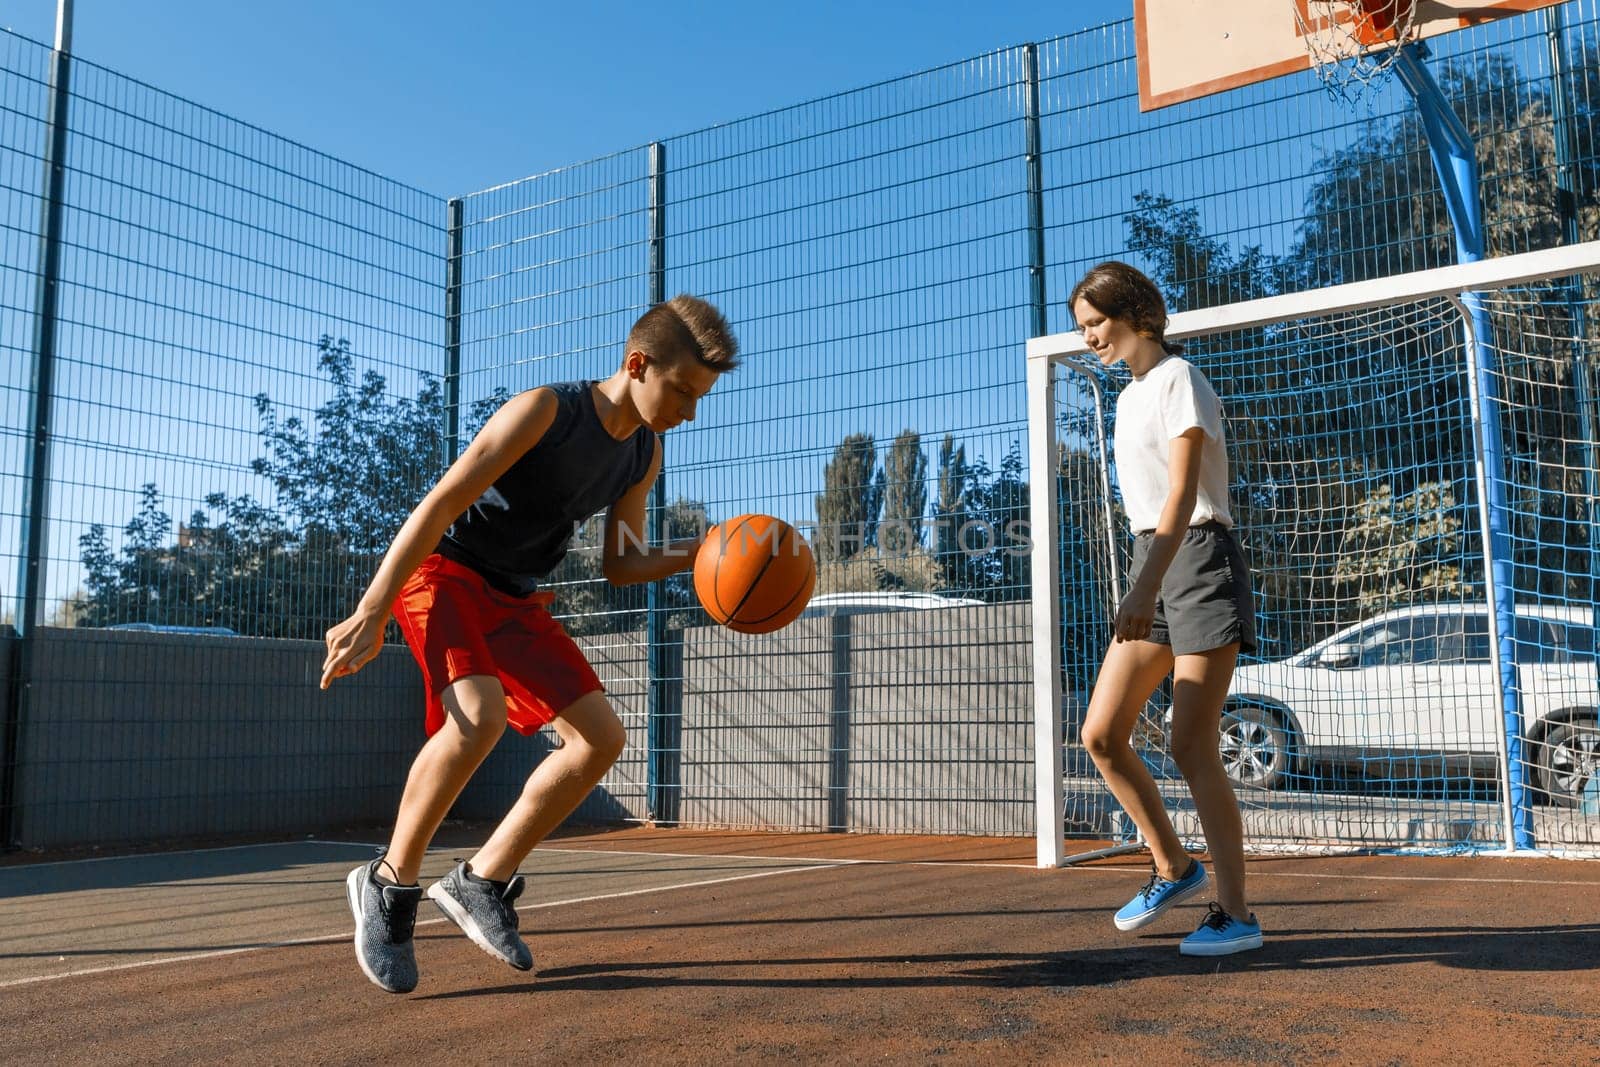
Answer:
[
  {"left": 1069, "top": 262, "right": 1183, "bottom": 355},
  {"left": 627, "top": 294, "right": 740, "bottom": 372}
]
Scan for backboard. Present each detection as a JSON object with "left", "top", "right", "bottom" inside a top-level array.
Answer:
[{"left": 1135, "top": 1, "right": 1565, "bottom": 110}]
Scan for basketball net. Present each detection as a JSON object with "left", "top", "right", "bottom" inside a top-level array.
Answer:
[{"left": 1295, "top": 1, "right": 1420, "bottom": 104}]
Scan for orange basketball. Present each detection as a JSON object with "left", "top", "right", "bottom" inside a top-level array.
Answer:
[{"left": 693, "top": 514, "right": 816, "bottom": 634}]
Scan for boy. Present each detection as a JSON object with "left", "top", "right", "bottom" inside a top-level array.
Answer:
[{"left": 321, "top": 295, "right": 738, "bottom": 993}]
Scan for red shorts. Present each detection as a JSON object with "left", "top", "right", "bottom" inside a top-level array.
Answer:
[{"left": 392, "top": 553, "right": 604, "bottom": 737}]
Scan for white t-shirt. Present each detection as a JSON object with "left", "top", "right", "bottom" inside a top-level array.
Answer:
[{"left": 1113, "top": 355, "right": 1233, "bottom": 534}]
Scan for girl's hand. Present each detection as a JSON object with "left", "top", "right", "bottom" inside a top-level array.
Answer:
[{"left": 1114, "top": 585, "right": 1159, "bottom": 643}]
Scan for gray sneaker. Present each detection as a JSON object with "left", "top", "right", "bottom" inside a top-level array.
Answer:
[
  {"left": 345, "top": 857, "right": 423, "bottom": 993},
  {"left": 427, "top": 861, "right": 534, "bottom": 971}
]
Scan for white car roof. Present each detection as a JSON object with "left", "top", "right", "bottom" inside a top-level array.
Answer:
[
  {"left": 1361, "top": 602, "right": 1593, "bottom": 626},
  {"left": 800, "top": 592, "right": 985, "bottom": 616}
]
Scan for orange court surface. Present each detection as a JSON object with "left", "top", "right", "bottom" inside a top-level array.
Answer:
[{"left": 3, "top": 825, "right": 1597, "bottom": 1064}]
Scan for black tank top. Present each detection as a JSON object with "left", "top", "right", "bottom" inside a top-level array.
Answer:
[{"left": 435, "top": 381, "right": 657, "bottom": 595}]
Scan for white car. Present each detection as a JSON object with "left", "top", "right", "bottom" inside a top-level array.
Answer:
[
  {"left": 1204, "top": 603, "right": 1598, "bottom": 805},
  {"left": 797, "top": 591, "right": 985, "bottom": 619}
]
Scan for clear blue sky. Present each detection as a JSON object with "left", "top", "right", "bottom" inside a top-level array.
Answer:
[{"left": 3, "top": 0, "right": 1112, "bottom": 196}]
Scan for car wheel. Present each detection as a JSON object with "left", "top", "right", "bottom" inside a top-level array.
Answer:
[
  {"left": 1539, "top": 716, "right": 1599, "bottom": 808},
  {"left": 1219, "top": 704, "right": 1293, "bottom": 790}
]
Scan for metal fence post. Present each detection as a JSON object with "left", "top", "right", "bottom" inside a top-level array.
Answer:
[
  {"left": 1023, "top": 43, "right": 1049, "bottom": 341},
  {"left": 827, "top": 615, "right": 852, "bottom": 832},
  {"left": 1546, "top": 7, "right": 1600, "bottom": 604},
  {"left": 644, "top": 142, "right": 681, "bottom": 826},
  {"left": 3, "top": 0, "right": 75, "bottom": 849},
  {"left": 444, "top": 197, "right": 464, "bottom": 462},
  {"left": 1395, "top": 47, "right": 1533, "bottom": 850}
]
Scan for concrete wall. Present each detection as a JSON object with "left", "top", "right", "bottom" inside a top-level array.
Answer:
[
  {"left": 11, "top": 628, "right": 421, "bottom": 848},
  {"left": 6, "top": 603, "right": 1036, "bottom": 849},
  {"left": 451, "top": 603, "right": 1036, "bottom": 837}
]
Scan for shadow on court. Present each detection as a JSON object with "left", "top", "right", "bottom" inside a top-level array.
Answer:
[
  {"left": 0, "top": 840, "right": 381, "bottom": 898},
  {"left": 525, "top": 895, "right": 1370, "bottom": 938},
  {"left": 3, "top": 828, "right": 1597, "bottom": 1062},
  {"left": 415, "top": 923, "right": 1600, "bottom": 1001}
]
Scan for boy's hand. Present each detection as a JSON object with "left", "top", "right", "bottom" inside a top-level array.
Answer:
[
  {"left": 321, "top": 607, "right": 387, "bottom": 689},
  {"left": 685, "top": 526, "right": 711, "bottom": 564}
]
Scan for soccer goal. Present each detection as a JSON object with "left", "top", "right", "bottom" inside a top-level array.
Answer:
[{"left": 1028, "top": 241, "right": 1600, "bottom": 866}]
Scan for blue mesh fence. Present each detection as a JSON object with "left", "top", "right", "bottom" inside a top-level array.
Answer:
[
  {"left": 1046, "top": 271, "right": 1600, "bottom": 853},
  {"left": 1, "top": 29, "right": 446, "bottom": 846},
  {"left": 2, "top": 2, "right": 1597, "bottom": 850}
]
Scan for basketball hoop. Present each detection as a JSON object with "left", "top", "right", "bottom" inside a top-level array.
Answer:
[{"left": 1295, "top": 1, "right": 1420, "bottom": 105}]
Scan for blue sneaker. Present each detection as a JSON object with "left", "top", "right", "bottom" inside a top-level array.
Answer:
[
  {"left": 1180, "top": 902, "right": 1263, "bottom": 956},
  {"left": 1113, "top": 859, "right": 1208, "bottom": 931}
]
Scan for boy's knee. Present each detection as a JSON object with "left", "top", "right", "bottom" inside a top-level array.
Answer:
[
  {"left": 558, "top": 695, "right": 627, "bottom": 766},
  {"left": 444, "top": 683, "right": 509, "bottom": 751},
  {"left": 589, "top": 713, "right": 627, "bottom": 764},
  {"left": 460, "top": 711, "right": 507, "bottom": 753}
]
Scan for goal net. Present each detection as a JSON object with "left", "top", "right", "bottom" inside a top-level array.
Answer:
[{"left": 1028, "top": 242, "right": 1600, "bottom": 864}]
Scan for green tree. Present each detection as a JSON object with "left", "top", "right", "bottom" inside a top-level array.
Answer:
[
  {"left": 962, "top": 443, "right": 1030, "bottom": 601},
  {"left": 933, "top": 434, "right": 975, "bottom": 589},
  {"left": 1284, "top": 55, "right": 1596, "bottom": 612},
  {"left": 1125, "top": 191, "right": 1280, "bottom": 313},
  {"left": 1290, "top": 55, "right": 1597, "bottom": 289},
  {"left": 878, "top": 429, "right": 927, "bottom": 556},
  {"left": 814, "top": 432, "right": 880, "bottom": 563},
  {"left": 74, "top": 336, "right": 447, "bottom": 638},
  {"left": 1331, "top": 481, "right": 1465, "bottom": 615},
  {"left": 72, "top": 485, "right": 299, "bottom": 632},
  {"left": 252, "top": 335, "right": 444, "bottom": 555}
]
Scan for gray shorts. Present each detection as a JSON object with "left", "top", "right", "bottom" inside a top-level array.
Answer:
[{"left": 1129, "top": 522, "right": 1257, "bottom": 656}]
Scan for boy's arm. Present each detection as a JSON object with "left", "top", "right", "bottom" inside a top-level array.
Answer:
[
  {"left": 1114, "top": 427, "right": 1203, "bottom": 643},
  {"left": 600, "top": 437, "right": 706, "bottom": 587},
  {"left": 320, "top": 388, "right": 559, "bottom": 688}
]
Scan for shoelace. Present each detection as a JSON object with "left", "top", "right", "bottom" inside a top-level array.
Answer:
[
  {"left": 496, "top": 879, "right": 523, "bottom": 932},
  {"left": 1199, "top": 902, "right": 1234, "bottom": 932},
  {"left": 369, "top": 856, "right": 417, "bottom": 942},
  {"left": 378, "top": 885, "right": 417, "bottom": 942},
  {"left": 1136, "top": 863, "right": 1190, "bottom": 903}
]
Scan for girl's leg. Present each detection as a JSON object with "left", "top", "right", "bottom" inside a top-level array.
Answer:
[
  {"left": 1080, "top": 638, "right": 1189, "bottom": 879},
  {"left": 467, "top": 690, "right": 627, "bottom": 882},
  {"left": 1168, "top": 644, "right": 1249, "bottom": 917},
  {"left": 385, "top": 674, "right": 509, "bottom": 885}
]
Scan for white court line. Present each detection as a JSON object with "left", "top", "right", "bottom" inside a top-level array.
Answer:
[
  {"left": 3, "top": 839, "right": 369, "bottom": 869},
  {"left": 524, "top": 845, "right": 1600, "bottom": 886},
  {"left": 0, "top": 862, "right": 844, "bottom": 990},
  {"left": 9, "top": 838, "right": 1594, "bottom": 887},
  {"left": 529, "top": 845, "right": 1034, "bottom": 872}
]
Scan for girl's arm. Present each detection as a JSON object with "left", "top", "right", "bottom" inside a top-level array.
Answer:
[{"left": 1115, "top": 426, "right": 1205, "bottom": 642}]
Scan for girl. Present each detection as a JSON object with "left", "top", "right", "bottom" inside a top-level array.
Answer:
[{"left": 1071, "top": 262, "right": 1262, "bottom": 956}]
